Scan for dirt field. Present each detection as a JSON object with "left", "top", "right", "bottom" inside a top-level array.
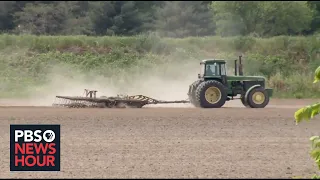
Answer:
[{"left": 1, "top": 99, "right": 320, "bottom": 178}]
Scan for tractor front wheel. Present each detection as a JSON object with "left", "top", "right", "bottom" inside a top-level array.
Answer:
[
  {"left": 246, "top": 87, "right": 270, "bottom": 108},
  {"left": 195, "top": 80, "right": 227, "bottom": 108},
  {"left": 241, "top": 95, "right": 250, "bottom": 107}
]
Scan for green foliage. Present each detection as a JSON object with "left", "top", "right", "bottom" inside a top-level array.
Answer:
[
  {"left": 89, "top": 1, "right": 150, "bottom": 36},
  {"left": 308, "top": 1, "right": 320, "bottom": 34},
  {"left": 311, "top": 136, "right": 320, "bottom": 172},
  {"left": 0, "top": 34, "right": 319, "bottom": 98},
  {"left": 295, "top": 65, "right": 320, "bottom": 178},
  {"left": 210, "top": 1, "right": 262, "bottom": 36},
  {"left": 259, "top": 1, "right": 313, "bottom": 36},
  {"left": 13, "top": 2, "right": 69, "bottom": 35},
  {"left": 154, "top": 1, "right": 215, "bottom": 38},
  {"left": 0, "top": 1, "right": 15, "bottom": 30},
  {"left": 314, "top": 66, "right": 320, "bottom": 83},
  {"left": 211, "top": 1, "right": 314, "bottom": 37},
  {"left": 295, "top": 66, "right": 320, "bottom": 124},
  {"left": 0, "top": 1, "right": 318, "bottom": 37},
  {"left": 295, "top": 104, "right": 320, "bottom": 124},
  {"left": 60, "top": 1, "right": 93, "bottom": 35}
]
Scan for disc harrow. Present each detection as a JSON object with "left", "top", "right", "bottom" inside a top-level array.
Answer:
[{"left": 52, "top": 89, "right": 190, "bottom": 108}]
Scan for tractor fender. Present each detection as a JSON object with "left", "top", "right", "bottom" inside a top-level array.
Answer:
[{"left": 244, "top": 85, "right": 262, "bottom": 103}]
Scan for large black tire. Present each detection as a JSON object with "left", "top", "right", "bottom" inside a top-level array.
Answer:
[
  {"left": 188, "top": 80, "right": 201, "bottom": 107},
  {"left": 246, "top": 87, "right": 270, "bottom": 108},
  {"left": 189, "top": 94, "right": 200, "bottom": 107},
  {"left": 195, "top": 80, "right": 227, "bottom": 108}
]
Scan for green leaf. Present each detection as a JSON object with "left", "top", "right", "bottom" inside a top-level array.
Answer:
[
  {"left": 311, "top": 103, "right": 320, "bottom": 118},
  {"left": 311, "top": 136, "right": 320, "bottom": 142},
  {"left": 312, "top": 174, "right": 320, "bottom": 179},
  {"left": 295, "top": 104, "right": 320, "bottom": 124},
  {"left": 295, "top": 107, "right": 306, "bottom": 123},
  {"left": 314, "top": 66, "right": 320, "bottom": 83},
  {"left": 311, "top": 148, "right": 320, "bottom": 160},
  {"left": 295, "top": 106, "right": 312, "bottom": 124},
  {"left": 313, "top": 139, "right": 320, "bottom": 148}
]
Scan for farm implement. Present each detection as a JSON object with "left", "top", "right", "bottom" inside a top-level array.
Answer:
[
  {"left": 53, "top": 89, "right": 190, "bottom": 108},
  {"left": 53, "top": 56, "right": 273, "bottom": 109}
]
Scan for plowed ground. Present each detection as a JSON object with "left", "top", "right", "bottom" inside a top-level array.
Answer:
[{"left": 0, "top": 99, "right": 319, "bottom": 178}]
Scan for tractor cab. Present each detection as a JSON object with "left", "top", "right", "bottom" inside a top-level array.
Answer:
[
  {"left": 198, "top": 59, "right": 228, "bottom": 85},
  {"left": 199, "top": 59, "right": 227, "bottom": 78}
]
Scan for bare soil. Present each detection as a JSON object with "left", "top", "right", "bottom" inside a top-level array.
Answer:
[{"left": 0, "top": 99, "right": 319, "bottom": 178}]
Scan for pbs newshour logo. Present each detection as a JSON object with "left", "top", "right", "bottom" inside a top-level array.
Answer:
[{"left": 10, "top": 124, "right": 60, "bottom": 171}]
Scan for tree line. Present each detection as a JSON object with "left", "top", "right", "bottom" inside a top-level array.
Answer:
[{"left": 0, "top": 1, "right": 319, "bottom": 37}]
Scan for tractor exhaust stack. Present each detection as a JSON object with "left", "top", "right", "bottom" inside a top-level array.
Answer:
[
  {"left": 234, "top": 59, "right": 238, "bottom": 76},
  {"left": 239, "top": 55, "right": 243, "bottom": 76}
]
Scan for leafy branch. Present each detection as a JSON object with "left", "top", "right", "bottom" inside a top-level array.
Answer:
[
  {"left": 295, "top": 66, "right": 320, "bottom": 124},
  {"left": 294, "top": 65, "right": 320, "bottom": 177}
]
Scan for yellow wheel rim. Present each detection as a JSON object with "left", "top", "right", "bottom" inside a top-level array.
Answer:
[
  {"left": 252, "top": 92, "right": 265, "bottom": 104},
  {"left": 205, "top": 87, "right": 222, "bottom": 104}
]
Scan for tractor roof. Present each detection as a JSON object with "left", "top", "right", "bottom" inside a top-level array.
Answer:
[{"left": 201, "top": 59, "right": 226, "bottom": 64}]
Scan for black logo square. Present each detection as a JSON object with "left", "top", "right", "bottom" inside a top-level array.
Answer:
[{"left": 10, "top": 124, "right": 60, "bottom": 171}]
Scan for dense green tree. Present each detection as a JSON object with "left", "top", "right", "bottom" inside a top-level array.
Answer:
[
  {"left": 134, "top": 1, "right": 163, "bottom": 32},
  {"left": 0, "top": 1, "right": 16, "bottom": 31},
  {"left": 154, "top": 1, "right": 215, "bottom": 38},
  {"left": 308, "top": 1, "right": 320, "bottom": 34},
  {"left": 259, "top": 1, "right": 314, "bottom": 36},
  {"left": 210, "top": 1, "right": 261, "bottom": 36},
  {"left": 61, "top": 1, "right": 93, "bottom": 35},
  {"left": 14, "top": 2, "right": 69, "bottom": 35},
  {"left": 0, "top": 1, "right": 317, "bottom": 36},
  {"left": 211, "top": 1, "right": 314, "bottom": 37},
  {"left": 89, "top": 1, "right": 151, "bottom": 35}
]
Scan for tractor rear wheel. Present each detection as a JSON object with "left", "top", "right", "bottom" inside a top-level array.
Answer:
[
  {"left": 189, "top": 93, "right": 200, "bottom": 107},
  {"left": 247, "top": 87, "right": 269, "bottom": 108},
  {"left": 188, "top": 80, "right": 201, "bottom": 107},
  {"left": 195, "top": 80, "right": 227, "bottom": 108}
]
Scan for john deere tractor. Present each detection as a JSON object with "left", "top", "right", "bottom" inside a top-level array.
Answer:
[{"left": 187, "top": 56, "right": 273, "bottom": 108}]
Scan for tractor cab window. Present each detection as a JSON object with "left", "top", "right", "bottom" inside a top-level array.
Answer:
[
  {"left": 221, "top": 63, "right": 226, "bottom": 75},
  {"left": 200, "top": 63, "right": 205, "bottom": 77},
  {"left": 205, "top": 63, "right": 220, "bottom": 76}
]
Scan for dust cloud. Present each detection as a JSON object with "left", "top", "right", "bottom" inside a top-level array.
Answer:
[{"left": 3, "top": 60, "right": 200, "bottom": 107}]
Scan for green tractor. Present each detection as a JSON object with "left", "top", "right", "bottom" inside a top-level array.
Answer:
[{"left": 187, "top": 56, "right": 273, "bottom": 108}]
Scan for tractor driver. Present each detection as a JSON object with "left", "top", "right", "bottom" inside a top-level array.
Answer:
[{"left": 206, "top": 65, "right": 214, "bottom": 76}]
